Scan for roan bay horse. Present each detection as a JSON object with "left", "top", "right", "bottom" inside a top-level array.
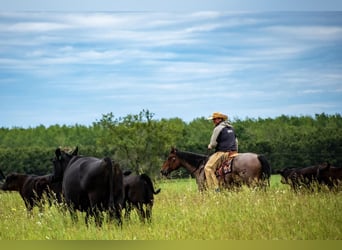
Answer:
[{"left": 160, "top": 147, "right": 271, "bottom": 191}]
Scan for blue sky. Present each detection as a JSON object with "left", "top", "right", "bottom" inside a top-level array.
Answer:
[{"left": 1, "top": 1, "right": 342, "bottom": 128}]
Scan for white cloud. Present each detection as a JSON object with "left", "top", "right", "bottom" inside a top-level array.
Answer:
[
  {"left": 264, "top": 25, "right": 342, "bottom": 41},
  {"left": 7, "top": 21, "right": 70, "bottom": 32},
  {"left": 1, "top": 11, "right": 341, "bottom": 128}
]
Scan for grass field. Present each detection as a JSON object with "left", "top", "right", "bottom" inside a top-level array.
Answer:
[{"left": 0, "top": 175, "right": 341, "bottom": 240}]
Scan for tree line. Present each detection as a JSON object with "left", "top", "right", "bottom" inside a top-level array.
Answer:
[{"left": 0, "top": 110, "right": 341, "bottom": 178}]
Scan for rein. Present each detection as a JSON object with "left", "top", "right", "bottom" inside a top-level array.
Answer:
[
  {"left": 189, "top": 151, "right": 210, "bottom": 175},
  {"left": 190, "top": 165, "right": 200, "bottom": 175}
]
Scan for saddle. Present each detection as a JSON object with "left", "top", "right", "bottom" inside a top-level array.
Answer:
[{"left": 216, "top": 151, "right": 238, "bottom": 176}]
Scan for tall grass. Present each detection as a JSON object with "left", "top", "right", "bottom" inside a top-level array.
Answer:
[{"left": 0, "top": 175, "right": 341, "bottom": 240}]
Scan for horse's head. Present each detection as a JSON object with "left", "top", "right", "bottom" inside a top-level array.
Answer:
[{"left": 160, "top": 147, "right": 182, "bottom": 176}]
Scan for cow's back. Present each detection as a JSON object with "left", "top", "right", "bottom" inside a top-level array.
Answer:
[
  {"left": 62, "top": 156, "right": 112, "bottom": 211},
  {"left": 318, "top": 165, "right": 342, "bottom": 187},
  {"left": 124, "top": 175, "right": 147, "bottom": 204}
]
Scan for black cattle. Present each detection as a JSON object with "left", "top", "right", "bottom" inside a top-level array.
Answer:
[
  {"left": 53, "top": 147, "right": 124, "bottom": 226},
  {"left": 317, "top": 163, "right": 342, "bottom": 189},
  {"left": 123, "top": 171, "right": 161, "bottom": 223},
  {"left": 34, "top": 175, "right": 63, "bottom": 204},
  {"left": 278, "top": 165, "right": 320, "bottom": 191},
  {"left": 0, "top": 168, "right": 5, "bottom": 180},
  {"left": 0, "top": 168, "right": 5, "bottom": 188},
  {"left": 1, "top": 173, "right": 61, "bottom": 212}
]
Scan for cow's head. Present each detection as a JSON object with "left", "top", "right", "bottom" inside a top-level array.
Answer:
[
  {"left": 277, "top": 167, "right": 295, "bottom": 185},
  {"left": 316, "top": 162, "right": 331, "bottom": 184},
  {"left": 1, "top": 173, "right": 25, "bottom": 191},
  {"left": 52, "top": 146, "right": 78, "bottom": 181}
]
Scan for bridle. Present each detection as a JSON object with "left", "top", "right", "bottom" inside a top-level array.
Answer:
[{"left": 168, "top": 153, "right": 202, "bottom": 175}]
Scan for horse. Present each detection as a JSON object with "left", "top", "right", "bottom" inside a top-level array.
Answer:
[{"left": 160, "top": 147, "right": 271, "bottom": 191}]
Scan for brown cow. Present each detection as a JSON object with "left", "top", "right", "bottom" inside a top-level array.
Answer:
[
  {"left": 278, "top": 165, "right": 320, "bottom": 191},
  {"left": 1, "top": 173, "right": 61, "bottom": 212},
  {"left": 317, "top": 163, "right": 342, "bottom": 189}
]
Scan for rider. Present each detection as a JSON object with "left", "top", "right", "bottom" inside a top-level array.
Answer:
[{"left": 204, "top": 112, "right": 238, "bottom": 192}]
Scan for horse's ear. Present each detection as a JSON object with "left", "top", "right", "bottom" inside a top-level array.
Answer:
[{"left": 171, "top": 146, "right": 176, "bottom": 153}]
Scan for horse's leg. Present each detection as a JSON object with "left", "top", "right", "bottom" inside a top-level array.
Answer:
[
  {"left": 197, "top": 168, "right": 207, "bottom": 192},
  {"left": 218, "top": 174, "right": 228, "bottom": 189}
]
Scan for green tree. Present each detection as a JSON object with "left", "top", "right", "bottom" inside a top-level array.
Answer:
[{"left": 94, "top": 110, "right": 185, "bottom": 176}]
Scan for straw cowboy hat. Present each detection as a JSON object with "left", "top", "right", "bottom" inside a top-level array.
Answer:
[{"left": 207, "top": 112, "right": 228, "bottom": 121}]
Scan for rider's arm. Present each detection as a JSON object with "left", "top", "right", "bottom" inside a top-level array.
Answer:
[{"left": 208, "top": 125, "right": 223, "bottom": 149}]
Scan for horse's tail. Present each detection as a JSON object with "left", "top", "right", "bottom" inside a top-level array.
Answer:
[
  {"left": 257, "top": 155, "right": 271, "bottom": 186},
  {"left": 140, "top": 173, "right": 161, "bottom": 195}
]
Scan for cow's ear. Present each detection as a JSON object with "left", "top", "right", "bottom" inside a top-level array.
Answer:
[
  {"left": 321, "top": 162, "right": 330, "bottom": 170},
  {"left": 327, "top": 162, "right": 331, "bottom": 168},
  {"left": 55, "top": 148, "right": 61, "bottom": 158},
  {"left": 72, "top": 146, "right": 79, "bottom": 156}
]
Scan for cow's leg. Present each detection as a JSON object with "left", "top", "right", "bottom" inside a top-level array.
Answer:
[
  {"left": 135, "top": 203, "right": 146, "bottom": 223},
  {"left": 113, "top": 203, "right": 122, "bottom": 227},
  {"left": 24, "top": 198, "right": 34, "bottom": 217},
  {"left": 145, "top": 203, "right": 152, "bottom": 223},
  {"left": 124, "top": 202, "right": 132, "bottom": 220},
  {"left": 89, "top": 207, "right": 103, "bottom": 227},
  {"left": 84, "top": 209, "right": 102, "bottom": 227},
  {"left": 36, "top": 195, "right": 45, "bottom": 213},
  {"left": 88, "top": 193, "right": 104, "bottom": 227},
  {"left": 68, "top": 207, "right": 78, "bottom": 224},
  {"left": 85, "top": 212, "right": 90, "bottom": 226}
]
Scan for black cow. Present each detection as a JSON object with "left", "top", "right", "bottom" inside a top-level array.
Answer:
[
  {"left": 1, "top": 173, "right": 61, "bottom": 212},
  {"left": 317, "top": 163, "right": 342, "bottom": 189},
  {"left": 0, "top": 168, "right": 5, "bottom": 180},
  {"left": 53, "top": 147, "right": 124, "bottom": 226},
  {"left": 0, "top": 168, "right": 5, "bottom": 188},
  {"left": 278, "top": 165, "right": 320, "bottom": 191},
  {"left": 123, "top": 171, "right": 161, "bottom": 223}
]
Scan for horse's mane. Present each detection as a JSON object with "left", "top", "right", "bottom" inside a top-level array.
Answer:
[{"left": 176, "top": 150, "right": 208, "bottom": 169}]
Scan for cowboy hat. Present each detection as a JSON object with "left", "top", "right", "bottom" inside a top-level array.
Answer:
[{"left": 208, "top": 112, "right": 228, "bottom": 121}]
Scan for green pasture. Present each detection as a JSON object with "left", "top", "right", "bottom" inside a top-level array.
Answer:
[{"left": 0, "top": 175, "right": 341, "bottom": 240}]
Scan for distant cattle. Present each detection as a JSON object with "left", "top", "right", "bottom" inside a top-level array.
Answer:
[
  {"left": 1, "top": 173, "right": 62, "bottom": 212},
  {"left": 123, "top": 171, "right": 161, "bottom": 223},
  {"left": 53, "top": 147, "right": 124, "bottom": 226},
  {"left": 0, "top": 168, "right": 5, "bottom": 180},
  {"left": 0, "top": 168, "right": 5, "bottom": 188},
  {"left": 277, "top": 165, "right": 320, "bottom": 191},
  {"left": 316, "top": 163, "right": 342, "bottom": 189}
]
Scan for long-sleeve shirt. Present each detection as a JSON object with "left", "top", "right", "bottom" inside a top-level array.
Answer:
[{"left": 208, "top": 121, "right": 237, "bottom": 152}]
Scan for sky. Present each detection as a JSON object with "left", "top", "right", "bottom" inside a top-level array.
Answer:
[{"left": 1, "top": 1, "right": 342, "bottom": 128}]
